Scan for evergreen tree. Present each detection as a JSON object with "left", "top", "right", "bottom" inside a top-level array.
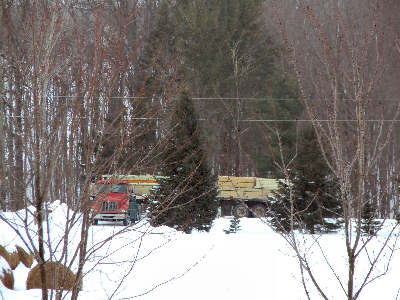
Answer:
[
  {"left": 149, "top": 91, "right": 218, "bottom": 233},
  {"left": 224, "top": 217, "right": 241, "bottom": 234},
  {"left": 136, "top": 0, "right": 180, "bottom": 99},
  {"left": 171, "top": 0, "right": 302, "bottom": 176},
  {"left": 359, "top": 202, "right": 381, "bottom": 236},
  {"left": 267, "top": 180, "right": 296, "bottom": 233},
  {"left": 268, "top": 127, "right": 342, "bottom": 234},
  {"left": 253, "top": 74, "right": 301, "bottom": 178}
]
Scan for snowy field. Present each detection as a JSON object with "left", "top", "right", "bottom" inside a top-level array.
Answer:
[{"left": 1, "top": 203, "right": 400, "bottom": 300}]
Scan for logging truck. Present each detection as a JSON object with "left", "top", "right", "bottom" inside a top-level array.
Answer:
[
  {"left": 217, "top": 176, "right": 279, "bottom": 218},
  {"left": 90, "top": 175, "right": 280, "bottom": 225},
  {"left": 90, "top": 175, "right": 162, "bottom": 225}
]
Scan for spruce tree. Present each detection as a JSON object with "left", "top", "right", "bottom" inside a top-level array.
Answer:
[
  {"left": 359, "top": 202, "right": 381, "bottom": 236},
  {"left": 268, "top": 127, "right": 342, "bottom": 234},
  {"left": 171, "top": 0, "right": 302, "bottom": 176},
  {"left": 267, "top": 180, "right": 297, "bottom": 233},
  {"left": 149, "top": 91, "right": 218, "bottom": 233},
  {"left": 224, "top": 217, "right": 241, "bottom": 234}
]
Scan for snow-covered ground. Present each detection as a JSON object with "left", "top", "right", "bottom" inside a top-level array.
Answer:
[{"left": 1, "top": 203, "right": 400, "bottom": 300}]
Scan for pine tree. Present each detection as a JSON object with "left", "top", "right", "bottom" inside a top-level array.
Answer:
[
  {"left": 149, "top": 91, "right": 218, "bottom": 233},
  {"left": 359, "top": 202, "right": 381, "bottom": 236},
  {"left": 268, "top": 127, "right": 342, "bottom": 234}
]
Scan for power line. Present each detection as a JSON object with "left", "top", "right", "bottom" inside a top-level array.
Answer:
[
  {"left": 193, "top": 97, "right": 400, "bottom": 101},
  {"left": 52, "top": 95, "right": 148, "bottom": 99},
  {"left": 131, "top": 118, "right": 400, "bottom": 123},
  {"left": 46, "top": 95, "right": 400, "bottom": 101},
  {"left": 192, "top": 97, "right": 295, "bottom": 101},
  {"left": 49, "top": 95, "right": 296, "bottom": 100},
  {"left": 239, "top": 119, "right": 400, "bottom": 122},
  {"left": 5, "top": 114, "right": 400, "bottom": 122},
  {"left": 242, "top": 119, "right": 400, "bottom": 122}
]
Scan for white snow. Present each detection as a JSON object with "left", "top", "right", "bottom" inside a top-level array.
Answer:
[
  {"left": 0, "top": 256, "right": 11, "bottom": 276},
  {"left": 1, "top": 203, "right": 400, "bottom": 300}
]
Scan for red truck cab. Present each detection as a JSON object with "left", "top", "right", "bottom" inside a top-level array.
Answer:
[{"left": 91, "top": 180, "right": 132, "bottom": 225}]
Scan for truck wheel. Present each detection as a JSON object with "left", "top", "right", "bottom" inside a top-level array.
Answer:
[
  {"left": 251, "top": 204, "right": 267, "bottom": 218},
  {"left": 232, "top": 204, "right": 249, "bottom": 218},
  {"left": 123, "top": 218, "right": 128, "bottom": 226}
]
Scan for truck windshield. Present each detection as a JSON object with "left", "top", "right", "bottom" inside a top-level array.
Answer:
[{"left": 97, "top": 184, "right": 127, "bottom": 194}]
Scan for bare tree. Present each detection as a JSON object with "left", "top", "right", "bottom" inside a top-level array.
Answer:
[
  {"left": 0, "top": 1, "right": 183, "bottom": 299},
  {"left": 267, "top": 0, "right": 400, "bottom": 299}
]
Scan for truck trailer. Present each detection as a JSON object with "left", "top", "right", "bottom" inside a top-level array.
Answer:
[
  {"left": 90, "top": 175, "right": 280, "bottom": 225},
  {"left": 217, "top": 176, "right": 280, "bottom": 218}
]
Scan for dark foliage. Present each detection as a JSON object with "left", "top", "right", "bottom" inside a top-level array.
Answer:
[
  {"left": 267, "top": 127, "right": 342, "bottom": 234},
  {"left": 169, "top": 0, "right": 302, "bottom": 176},
  {"left": 359, "top": 202, "right": 381, "bottom": 236},
  {"left": 224, "top": 217, "right": 241, "bottom": 234},
  {"left": 149, "top": 91, "right": 218, "bottom": 233}
]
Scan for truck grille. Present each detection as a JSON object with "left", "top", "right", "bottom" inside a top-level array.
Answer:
[{"left": 100, "top": 201, "right": 117, "bottom": 212}]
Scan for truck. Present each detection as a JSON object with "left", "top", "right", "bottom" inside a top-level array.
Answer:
[
  {"left": 90, "top": 175, "right": 161, "bottom": 225},
  {"left": 90, "top": 174, "right": 280, "bottom": 225},
  {"left": 217, "top": 176, "right": 280, "bottom": 218}
]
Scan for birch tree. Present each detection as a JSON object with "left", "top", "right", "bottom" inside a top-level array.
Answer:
[
  {"left": 0, "top": 1, "right": 181, "bottom": 299},
  {"left": 268, "top": 0, "right": 400, "bottom": 299}
]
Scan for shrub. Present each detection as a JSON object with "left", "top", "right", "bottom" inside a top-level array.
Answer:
[
  {"left": 16, "top": 246, "right": 33, "bottom": 268},
  {"left": 0, "top": 256, "right": 14, "bottom": 290},
  {"left": 26, "top": 262, "right": 79, "bottom": 291},
  {"left": 8, "top": 252, "right": 20, "bottom": 270},
  {"left": 0, "top": 245, "right": 11, "bottom": 266},
  {"left": 0, "top": 245, "right": 20, "bottom": 270}
]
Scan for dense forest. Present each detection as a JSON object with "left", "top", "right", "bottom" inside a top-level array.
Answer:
[{"left": 0, "top": 0, "right": 400, "bottom": 219}]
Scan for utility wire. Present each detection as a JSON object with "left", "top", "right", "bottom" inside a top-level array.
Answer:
[
  {"left": 46, "top": 95, "right": 400, "bottom": 101},
  {"left": 236, "top": 119, "right": 400, "bottom": 122},
  {"left": 131, "top": 118, "right": 400, "bottom": 123},
  {"left": 51, "top": 95, "right": 148, "bottom": 99},
  {"left": 193, "top": 97, "right": 400, "bottom": 101},
  {"left": 6, "top": 115, "right": 400, "bottom": 122},
  {"left": 193, "top": 97, "right": 294, "bottom": 101}
]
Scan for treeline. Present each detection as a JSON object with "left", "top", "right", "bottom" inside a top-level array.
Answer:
[
  {"left": 267, "top": 1, "right": 400, "bottom": 221},
  {"left": 1, "top": 2, "right": 399, "bottom": 299},
  {"left": 0, "top": 0, "right": 299, "bottom": 211},
  {"left": 1, "top": 0, "right": 400, "bottom": 220},
  {"left": 144, "top": 0, "right": 301, "bottom": 177},
  {"left": 120, "top": 0, "right": 301, "bottom": 177}
]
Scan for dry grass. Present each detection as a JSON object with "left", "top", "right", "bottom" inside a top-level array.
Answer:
[
  {"left": 26, "top": 262, "right": 78, "bottom": 291},
  {"left": 0, "top": 268, "right": 14, "bottom": 290},
  {"left": 16, "top": 246, "right": 33, "bottom": 268},
  {"left": 0, "top": 245, "right": 11, "bottom": 267},
  {"left": 0, "top": 245, "right": 8, "bottom": 258},
  {"left": 0, "top": 244, "right": 34, "bottom": 270},
  {"left": 0, "top": 254, "right": 14, "bottom": 290},
  {"left": 0, "top": 244, "right": 19, "bottom": 270},
  {"left": 8, "top": 252, "right": 20, "bottom": 270}
]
